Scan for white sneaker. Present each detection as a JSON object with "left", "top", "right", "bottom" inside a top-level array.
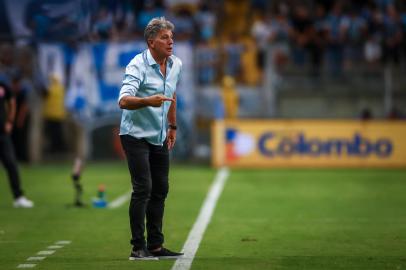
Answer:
[{"left": 13, "top": 196, "right": 34, "bottom": 208}]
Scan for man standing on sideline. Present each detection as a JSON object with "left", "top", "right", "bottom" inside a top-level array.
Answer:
[
  {"left": 118, "top": 17, "right": 183, "bottom": 260},
  {"left": 0, "top": 82, "right": 34, "bottom": 208}
]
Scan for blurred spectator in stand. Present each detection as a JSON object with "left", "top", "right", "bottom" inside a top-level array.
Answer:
[
  {"left": 364, "top": 35, "right": 382, "bottom": 68},
  {"left": 251, "top": 0, "right": 268, "bottom": 11},
  {"left": 342, "top": 7, "right": 368, "bottom": 69},
  {"left": 382, "top": 5, "right": 403, "bottom": 65},
  {"left": 24, "top": 0, "right": 82, "bottom": 42},
  {"left": 111, "top": 20, "right": 128, "bottom": 42},
  {"left": 91, "top": 6, "right": 114, "bottom": 41},
  {"left": 196, "top": 39, "right": 219, "bottom": 85},
  {"left": 195, "top": 2, "right": 216, "bottom": 42},
  {"left": 136, "top": 0, "right": 165, "bottom": 34},
  {"left": 313, "top": 4, "right": 328, "bottom": 77},
  {"left": 221, "top": 75, "right": 239, "bottom": 119},
  {"left": 110, "top": 1, "right": 136, "bottom": 42},
  {"left": 268, "top": 3, "right": 292, "bottom": 72},
  {"left": 164, "top": 0, "right": 199, "bottom": 8},
  {"left": 0, "top": 43, "right": 19, "bottom": 85},
  {"left": 291, "top": 5, "right": 314, "bottom": 66},
  {"left": 251, "top": 11, "right": 271, "bottom": 73},
  {"left": 374, "top": 0, "right": 395, "bottom": 11},
  {"left": 325, "top": 1, "right": 347, "bottom": 77},
  {"left": 240, "top": 36, "right": 261, "bottom": 85},
  {"left": 401, "top": 6, "right": 406, "bottom": 63},
  {"left": 364, "top": 5, "right": 384, "bottom": 69},
  {"left": 24, "top": 3, "right": 51, "bottom": 41},
  {"left": 43, "top": 73, "right": 67, "bottom": 154},
  {"left": 222, "top": 33, "right": 245, "bottom": 79},
  {"left": 168, "top": 6, "right": 197, "bottom": 42},
  {"left": 194, "top": 3, "right": 218, "bottom": 84}
]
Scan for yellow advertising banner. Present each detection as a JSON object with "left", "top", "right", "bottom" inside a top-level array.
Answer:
[{"left": 212, "top": 120, "right": 406, "bottom": 168}]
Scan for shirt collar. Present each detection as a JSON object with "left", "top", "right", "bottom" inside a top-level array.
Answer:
[{"left": 146, "top": 49, "right": 173, "bottom": 68}]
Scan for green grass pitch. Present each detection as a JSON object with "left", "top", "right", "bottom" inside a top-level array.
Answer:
[{"left": 1, "top": 162, "right": 406, "bottom": 269}]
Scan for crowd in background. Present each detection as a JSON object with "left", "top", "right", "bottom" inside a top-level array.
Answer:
[
  {"left": 1, "top": 0, "right": 406, "bottom": 163},
  {"left": 74, "top": 0, "right": 406, "bottom": 81},
  {"left": 251, "top": 0, "right": 406, "bottom": 77},
  {"left": 2, "top": 0, "right": 406, "bottom": 84},
  {"left": 16, "top": 0, "right": 216, "bottom": 44}
]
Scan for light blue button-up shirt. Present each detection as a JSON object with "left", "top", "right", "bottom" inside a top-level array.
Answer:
[{"left": 118, "top": 49, "right": 182, "bottom": 145}]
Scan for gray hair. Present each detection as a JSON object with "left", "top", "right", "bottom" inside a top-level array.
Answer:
[{"left": 144, "top": 17, "right": 174, "bottom": 42}]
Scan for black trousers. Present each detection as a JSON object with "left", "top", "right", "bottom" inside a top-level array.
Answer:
[
  {"left": 0, "top": 134, "right": 23, "bottom": 199},
  {"left": 120, "top": 135, "right": 169, "bottom": 250}
]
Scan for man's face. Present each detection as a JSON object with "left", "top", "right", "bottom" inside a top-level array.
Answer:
[{"left": 149, "top": 29, "right": 173, "bottom": 58}]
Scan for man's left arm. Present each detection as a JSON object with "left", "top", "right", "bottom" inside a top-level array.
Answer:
[{"left": 167, "top": 92, "right": 177, "bottom": 150}]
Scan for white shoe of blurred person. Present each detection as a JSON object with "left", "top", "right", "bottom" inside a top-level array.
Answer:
[{"left": 13, "top": 196, "right": 34, "bottom": 208}]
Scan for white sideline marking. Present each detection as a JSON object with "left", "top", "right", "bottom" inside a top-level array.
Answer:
[
  {"left": 47, "top": 245, "right": 63, "bottom": 249},
  {"left": 17, "top": 240, "right": 71, "bottom": 269},
  {"left": 108, "top": 190, "right": 132, "bottom": 209},
  {"left": 55, "top": 241, "right": 71, "bottom": 245},
  {"left": 17, "top": 264, "right": 36, "bottom": 268},
  {"left": 37, "top": 250, "right": 55, "bottom": 255},
  {"left": 171, "top": 167, "right": 230, "bottom": 270},
  {"left": 27, "top": 257, "right": 45, "bottom": 261}
]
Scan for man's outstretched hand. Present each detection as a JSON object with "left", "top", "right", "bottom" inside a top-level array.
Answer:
[{"left": 146, "top": 94, "right": 175, "bottom": 107}]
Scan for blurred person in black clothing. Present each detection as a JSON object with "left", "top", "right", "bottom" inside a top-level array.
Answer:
[
  {"left": 382, "top": 5, "right": 403, "bottom": 64},
  {"left": 291, "top": 4, "right": 324, "bottom": 77},
  {"left": 360, "top": 107, "right": 373, "bottom": 120},
  {"left": 10, "top": 74, "right": 30, "bottom": 162},
  {"left": 0, "top": 82, "right": 34, "bottom": 208},
  {"left": 292, "top": 5, "right": 315, "bottom": 66}
]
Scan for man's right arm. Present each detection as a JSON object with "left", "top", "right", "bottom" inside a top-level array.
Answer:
[
  {"left": 118, "top": 62, "right": 144, "bottom": 109},
  {"left": 118, "top": 62, "right": 174, "bottom": 110},
  {"left": 119, "top": 96, "right": 149, "bottom": 110},
  {"left": 119, "top": 95, "right": 175, "bottom": 110}
]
